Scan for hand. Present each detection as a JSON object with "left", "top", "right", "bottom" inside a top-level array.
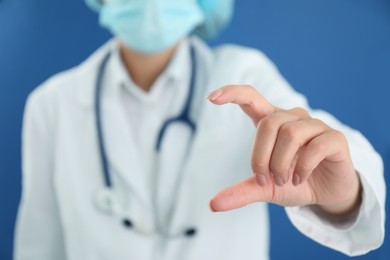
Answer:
[{"left": 207, "top": 85, "right": 362, "bottom": 217}]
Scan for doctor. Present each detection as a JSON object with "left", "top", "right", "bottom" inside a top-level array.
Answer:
[{"left": 15, "top": 0, "right": 385, "bottom": 259}]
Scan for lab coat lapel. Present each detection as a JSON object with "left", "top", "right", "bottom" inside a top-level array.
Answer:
[{"left": 101, "top": 96, "right": 150, "bottom": 206}]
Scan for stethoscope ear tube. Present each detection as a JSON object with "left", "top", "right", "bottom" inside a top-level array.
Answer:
[
  {"left": 95, "top": 51, "right": 113, "bottom": 188},
  {"left": 155, "top": 45, "right": 197, "bottom": 151}
]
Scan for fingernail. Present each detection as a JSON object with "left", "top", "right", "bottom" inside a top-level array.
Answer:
[
  {"left": 206, "top": 88, "right": 223, "bottom": 101},
  {"left": 274, "top": 176, "right": 284, "bottom": 187},
  {"left": 256, "top": 174, "right": 268, "bottom": 187},
  {"left": 292, "top": 174, "right": 301, "bottom": 186}
]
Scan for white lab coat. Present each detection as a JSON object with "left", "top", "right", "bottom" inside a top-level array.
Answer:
[{"left": 14, "top": 37, "right": 385, "bottom": 260}]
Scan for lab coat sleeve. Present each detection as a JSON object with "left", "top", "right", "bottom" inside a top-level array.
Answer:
[
  {"left": 284, "top": 110, "right": 385, "bottom": 257},
  {"left": 241, "top": 49, "right": 385, "bottom": 256},
  {"left": 14, "top": 88, "right": 67, "bottom": 260}
]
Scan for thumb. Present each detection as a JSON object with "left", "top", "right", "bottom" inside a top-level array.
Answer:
[
  {"left": 206, "top": 85, "right": 277, "bottom": 125},
  {"left": 209, "top": 176, "right": 273, "bottom": 212}
]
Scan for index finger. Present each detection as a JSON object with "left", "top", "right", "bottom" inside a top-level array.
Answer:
[{"left": 206, "top": 85, "right": 277, "bottom": 125}]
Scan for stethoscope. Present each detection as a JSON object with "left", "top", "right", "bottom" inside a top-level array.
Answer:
[{"left": 93, "top": 44, "right": 198, "bottom": 238}]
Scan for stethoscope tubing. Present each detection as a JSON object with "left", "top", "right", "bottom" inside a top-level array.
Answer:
[
  {"left": 93, "top": 43, "right": 198, "bottom": 237},
  {"left": 95, "top": 51, "right": 113, "bottom": 188}
]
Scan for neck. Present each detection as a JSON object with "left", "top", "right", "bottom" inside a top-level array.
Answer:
[{"left": 119, "top": 41, "right": 181, "bottom": 92}]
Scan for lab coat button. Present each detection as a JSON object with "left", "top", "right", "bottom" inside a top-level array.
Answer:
[
  {"left": 122, "top": 219, "right": 133, "bottom": 228},
  {"left": 185, "top": 228, "right": 197, "bottom": 237}
]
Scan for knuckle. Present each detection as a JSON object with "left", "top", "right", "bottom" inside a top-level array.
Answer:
[
  {"left": 280, "top": 123, "right": 299, "bottom": 141},
  {"left": 311, "top": 118, "right": 330, "bottom": 130},
  {"left": 296, "top": 161, "right": 312, "bottom": 174},
  {"left": 290, "top": 107, "right": 310, "bottom": 118},
  {"left": 251, "top": 159, "right": 268, "bottom": 173},
  {"left": 259, "top": 117, "right": 278, "bottom": 133},
  {"left": 243, "top": 84, "right": 256, "bottom": 93},
  {"left": 311, "top": 118, "right": 325, "bottom": 126},
  {"left": 310, "top": 140, "right": 326, "bottom": 156},
  {"left": 332, "top": 130, "right": 347, "bottom": 142}
]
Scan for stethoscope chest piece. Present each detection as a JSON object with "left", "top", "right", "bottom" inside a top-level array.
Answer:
[{"left": 93, "top": 187, "right": 123, "bottom": 215}]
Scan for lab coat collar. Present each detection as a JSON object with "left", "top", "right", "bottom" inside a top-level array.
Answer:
[{"left": 75, "top": 38, "right": 117, "bottom": 108}]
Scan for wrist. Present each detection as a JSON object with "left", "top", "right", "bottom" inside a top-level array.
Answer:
[{"left": 318, "top": 172, "right": 362, "bottom": 218}]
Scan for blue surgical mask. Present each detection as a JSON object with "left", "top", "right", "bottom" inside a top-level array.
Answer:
[
  {"left": 85, "top": 0, "right": 234, "bottom": 53},
  {"left": 86, "top": 0, "right": 204, "bottom": 53}
]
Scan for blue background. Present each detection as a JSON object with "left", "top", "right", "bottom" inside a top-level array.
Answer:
[{"left": 0, "top": 0, "right": 389, "bottom": 259}]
